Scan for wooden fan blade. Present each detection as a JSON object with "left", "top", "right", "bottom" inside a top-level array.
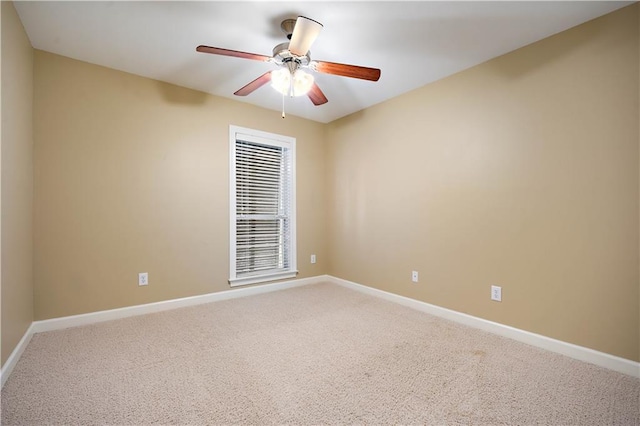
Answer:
[
  {"left": 288, "top": 16, "right": 323, "bottom": 56},
  {"left": 307, "top": 83, "right": 328, "bottom": 106},
  {"left": 196, "top": 45, "right": 271, "bottom": 62},
  {"left": 313, "top": 60, "right": 381, "bottom": 82},
  {"left": 234, "top": 72, "right": 272, "bottom": 96}
]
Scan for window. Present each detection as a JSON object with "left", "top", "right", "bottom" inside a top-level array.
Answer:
[{"left": 229, "top": 125, "right": 297, "bottom": 286}]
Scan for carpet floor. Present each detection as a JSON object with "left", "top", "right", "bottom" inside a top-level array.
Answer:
[{"left": 1, "top": 282, "right": 638, "bottom": 425}]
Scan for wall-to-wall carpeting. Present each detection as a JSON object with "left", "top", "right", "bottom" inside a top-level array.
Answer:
[{"left": 2, "top": 283, "right": 638, "bottom": 424}]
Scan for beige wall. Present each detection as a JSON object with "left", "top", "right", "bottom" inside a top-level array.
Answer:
[
  {"left": 33, "top": 51, "right": 327, "bottom": 320},
  {"left": 326, "top": 4, "right": 640, "bottom": 362},
  {"left": 8, "top": 3, "right": 638, "bottom": 364},
  {"left": 1, "top": 1, "right": 34, "bottom": 366}
]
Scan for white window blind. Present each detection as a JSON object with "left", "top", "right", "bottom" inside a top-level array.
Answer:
[{"left": 229, "top": 126, "right": 296, "bottom": 286}]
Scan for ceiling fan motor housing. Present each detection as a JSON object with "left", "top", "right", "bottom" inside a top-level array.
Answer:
[{"left": 272, "top": 42, "right": 311, "bottom": 70}]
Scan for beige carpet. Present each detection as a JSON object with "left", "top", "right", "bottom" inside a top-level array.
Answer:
[{"left": 1, "top": 282, "right": 638, "bottom": 425}]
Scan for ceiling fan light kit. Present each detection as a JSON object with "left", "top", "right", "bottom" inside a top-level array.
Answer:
[
  {"left": 197, "top": 15, "right": 381, "bottom": 115},
  {"left": 271, "top": 68, "right": 315, "bottom": 97}
]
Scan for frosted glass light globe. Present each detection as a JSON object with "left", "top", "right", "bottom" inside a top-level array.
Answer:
[{"left": 271, "top": 68, "right": 314, "bottom": 96}]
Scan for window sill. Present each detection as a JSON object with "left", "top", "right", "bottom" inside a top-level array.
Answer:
[{"left": 229, "top": 270, "right": 298, "bottom": 287}]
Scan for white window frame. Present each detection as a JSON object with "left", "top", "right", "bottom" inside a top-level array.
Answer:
[{"left": 229, "top": 125, "right": 297, "bottom": 287}]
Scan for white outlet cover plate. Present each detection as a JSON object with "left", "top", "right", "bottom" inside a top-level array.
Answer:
[
  {"left": 139, "top": 272, "right": 149, "bottom": 286},
  {"left": 491, "top": 285, "right": 502, "bottom": 301}
]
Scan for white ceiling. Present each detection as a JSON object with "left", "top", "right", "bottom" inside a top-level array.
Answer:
[{"left": 14, "top": 1, "right": 632, "bottom": 123}]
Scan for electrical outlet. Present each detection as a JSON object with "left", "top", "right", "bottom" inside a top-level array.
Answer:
[
  {"left": 412, "top": 271, "right": 419, "bottom": 283},
  {"left": 491, "top": 285, "right": 502, "bottom": 302},
  {"left": 310, "top": 254, "right": 316, "bottom": 264},
  {"left": 138, "top": 272, "right": 149, "bottom": 286}
]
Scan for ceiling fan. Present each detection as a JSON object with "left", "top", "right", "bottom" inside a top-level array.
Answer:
[{"left": 196, "top": 16, "right": 381, "bottom": 107}]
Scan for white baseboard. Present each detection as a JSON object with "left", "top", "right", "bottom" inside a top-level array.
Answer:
[
  {"left": 3, "top": 274, "right": 637, "bottom": 388},
  {"left": 1, "top": 323, "right": 35, "bottom": 388},
  {"left": 2, "top": 275, "right": 325, "bottom": 388},
  {"left": 328, "top": 275, "right": 640, "bottom": 378},
  {"left": 33, "top": 275, "right": 326, "bottom": 334}
]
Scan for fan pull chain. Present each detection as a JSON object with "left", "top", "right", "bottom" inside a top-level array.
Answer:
[{"left": 281, "top": 92, "right": 286, "bottom": 119}]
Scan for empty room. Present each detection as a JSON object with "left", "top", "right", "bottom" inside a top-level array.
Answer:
[{"left": 1, "top": 1, "right": 639, "bottom": 424}]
